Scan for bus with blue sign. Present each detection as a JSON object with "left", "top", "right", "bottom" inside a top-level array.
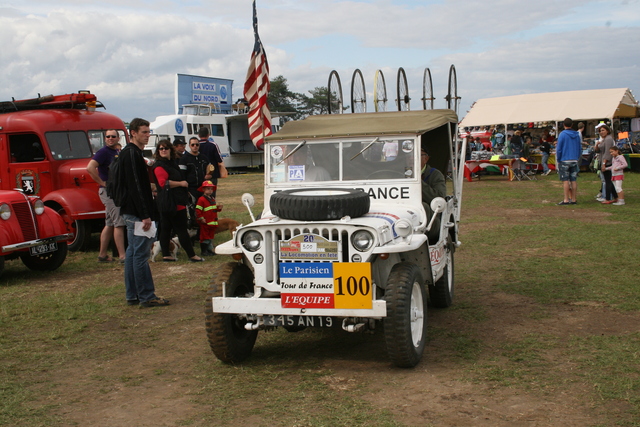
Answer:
[{"left": 147, "top": 74, "right": 280, "bottom": 168}]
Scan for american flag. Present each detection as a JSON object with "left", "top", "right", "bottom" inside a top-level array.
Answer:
[{"left": 243, "top": 0, "right": 272, "bottom": 151}]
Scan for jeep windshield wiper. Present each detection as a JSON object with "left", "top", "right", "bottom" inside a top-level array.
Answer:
[
  {"left": 350, "top": 137, "right": 379, "bottom": 161},
  {"left": 278, "top": 140, "right": 306, "bottom": 165}
]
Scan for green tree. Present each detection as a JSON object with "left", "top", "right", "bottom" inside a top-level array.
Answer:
[
  {"left": 268, "top": 75, "right": 302, "bottom": 121},
  {"left": 298, "top": 86, "right": 330, "bottom": 116}
]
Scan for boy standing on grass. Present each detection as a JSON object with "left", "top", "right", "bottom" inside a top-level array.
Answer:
[
  {"left": 603, "top": 146, "right": 627, "bottom": 206},
  {"left": 195, "top": 180, "right": 222, "bottom": 256},
  {"left": 555, "top": 118, "right": 582, "bottom": 205}
]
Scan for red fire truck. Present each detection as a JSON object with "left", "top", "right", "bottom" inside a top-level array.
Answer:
[{"left": 0, "top": 91, "right": 128, "bottom": 251}]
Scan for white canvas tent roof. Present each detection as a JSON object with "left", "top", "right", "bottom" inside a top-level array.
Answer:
[{"left": 460, "top": 88, "right": 638, "bottom": 128}]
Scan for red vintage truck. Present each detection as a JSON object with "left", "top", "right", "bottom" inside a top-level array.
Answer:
[{"left": 0, "top": 91, "right": 128, "bottom": 250}]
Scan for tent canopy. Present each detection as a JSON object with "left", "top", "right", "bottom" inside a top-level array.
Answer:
[{"left": 460, "top": 88, "right": 638, "bottom": 128}]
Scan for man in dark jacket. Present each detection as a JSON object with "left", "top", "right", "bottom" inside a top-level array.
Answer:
[
  {"left": 179, "top": 137, "right": 213, "bottom": 200},
  {"left": 120, "top": 118, "right": 169, "bottom": 308},
  {"left": 197, "top": 127, "right": 225, "bottom": 196}
]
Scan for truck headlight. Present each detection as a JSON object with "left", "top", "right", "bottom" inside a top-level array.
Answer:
[
  {"left": 241, "top": 231, "right": 262, "bottom": 252},
  {"left": 34, "top": 199, "right": 45, "bottom": 215},
  {"left": 351, "top": 230, "right": 374, "bottom": 252},
  {"left": 0, "top": 204, "right": 11, "bottom": 220}
]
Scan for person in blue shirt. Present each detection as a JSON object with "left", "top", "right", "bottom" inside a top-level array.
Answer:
[{"left": 555, "top": 118, "right": 582, "bottom": 205}]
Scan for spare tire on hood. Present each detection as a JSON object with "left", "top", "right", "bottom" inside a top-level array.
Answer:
[{"left": 270, "top": 188, "right": 370, "bottom": 221}]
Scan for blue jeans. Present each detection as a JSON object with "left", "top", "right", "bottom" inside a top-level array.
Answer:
[
  {"left": 123, "top": 214, "right": 157, "bottom": 303},
  {"left": 541, "top": 152, "right": 549, "bottom": 172}
]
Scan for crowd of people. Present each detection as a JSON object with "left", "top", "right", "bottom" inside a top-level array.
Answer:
[
  {"left": 464, "top": 119, "right": 630, "bottom": 206},
  {"left": 86, "top": 119, "right": 227, "bottom": 308}
]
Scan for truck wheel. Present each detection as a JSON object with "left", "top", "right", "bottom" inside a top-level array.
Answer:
[
  {"left": 20, "top": 242, "right": 68, "bottom": 271},
  {"left": 58, "top": 209, "right": 91, "bottom": 252},
  {"left": 205, "top": 262, "right": 258, "bottom": 363},
  {"left": 270, "top": 188, "right": 370, "bottom": 221},
  {"left": 428, "top": 242, "right": 454, "bottom": 308},
  {"left": 383, "top": 262, "right": 427, "bottom": 368}
]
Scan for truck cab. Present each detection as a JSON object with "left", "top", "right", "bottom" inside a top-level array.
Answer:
[
  {"left": 0, "top": 92, "right": 128, "bottom": 251},
  {"left": 206, "top": 110, "right": 466, "bottom": 368}
]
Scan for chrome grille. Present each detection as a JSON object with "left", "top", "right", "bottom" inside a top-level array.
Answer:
[{"left": 13, "top": 201, "right": 38, "bottom": 241}]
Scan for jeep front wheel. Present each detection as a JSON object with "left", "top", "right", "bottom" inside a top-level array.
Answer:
[
  {"left": 383, "top": 262, "right": 427, "bottom": 368},
  {"left": 270, "top": 188, "right": 370, "bottom": 221},
  {"left": 205, "top": 262, "right": 258, "bottom": 363}
]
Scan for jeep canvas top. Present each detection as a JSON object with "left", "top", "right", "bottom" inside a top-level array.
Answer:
[{"left": 206, "top": 109, "right": 466, "bottom": 368}]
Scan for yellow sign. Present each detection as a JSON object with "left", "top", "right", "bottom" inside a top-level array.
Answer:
[{"left": 333, "top": 263, "right": 372, "bottom": 309}]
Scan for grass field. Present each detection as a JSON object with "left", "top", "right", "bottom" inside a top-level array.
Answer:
[{"left": 1, "top": 170, "right": 639, "bottom": 426}]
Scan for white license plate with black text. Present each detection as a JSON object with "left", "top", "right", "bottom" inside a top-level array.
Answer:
[{"left": 30, "top": 242, "right": 57, "bottom": 256}]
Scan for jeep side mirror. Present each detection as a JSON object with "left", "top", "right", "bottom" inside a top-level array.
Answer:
[
  {"left": 430, "top": 197, "right": 446, "bottom": 214},
  {"left": 241, "top": 193, "right": 256, "bottom": 222}
]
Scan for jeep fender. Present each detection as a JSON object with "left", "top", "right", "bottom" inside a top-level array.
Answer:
[{"left": 43, "top": 188, "right": 105, "bottom": 220}]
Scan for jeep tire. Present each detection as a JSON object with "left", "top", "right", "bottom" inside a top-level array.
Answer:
[
  {"left": 383, "top": 262, "right": 427, "bottom": 368},
  {"left": 429, "top": 239, "right": 454, "bottom": 308},
  {"left": 205, "top": 262, "right": 258, "bottom": 363},
  {"left": 270, "top": 188, "right": 370, "bottom": 221}
]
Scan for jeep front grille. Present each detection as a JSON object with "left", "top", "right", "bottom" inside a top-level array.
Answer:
[
  {"left": 261, "top": 225, "right": 350, "bottom": 287},
  {"left": 13, "top": 201, "right": 38, "bottom": 241}
]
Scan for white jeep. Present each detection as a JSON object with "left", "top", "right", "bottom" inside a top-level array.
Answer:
[{"left": 206, "top": 110, "right": 465, "bottom": 368}]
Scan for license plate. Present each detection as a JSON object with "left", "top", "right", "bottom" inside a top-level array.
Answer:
[
  {"left": 279, "top": 234, "right": 339, "bottom": 261},
  {"left": 30, "top": 241, "right": 57, "bottom": 256},
  {"left": 261, "top": 315, "right": 337, "bottom": 328}
]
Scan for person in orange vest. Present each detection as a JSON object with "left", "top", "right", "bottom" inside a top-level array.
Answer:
[{"left": 195, "top": 180, "right": 222, "bottom": 256}]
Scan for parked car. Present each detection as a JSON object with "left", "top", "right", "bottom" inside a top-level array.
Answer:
[
  {"left": 0, "top": 189, "right": 72, "bottom": 276},
  {"left": 0, "top": 91, "right": 129, "bottom": 251},
  {"left": 205, "top": 110, "right": 465, "bottom": 368}
]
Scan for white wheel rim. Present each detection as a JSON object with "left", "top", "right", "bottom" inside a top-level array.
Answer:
[{"left": 410, "top": 281, "right": 424, "bottom": 347}]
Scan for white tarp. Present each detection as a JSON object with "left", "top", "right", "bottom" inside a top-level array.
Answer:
[{"left": 460, "top": 88, "right": 638, "bottom": 128}]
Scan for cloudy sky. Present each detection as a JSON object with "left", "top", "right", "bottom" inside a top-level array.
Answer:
[{"left": 1, "top": 0, "right": 639, "bottom": 122}]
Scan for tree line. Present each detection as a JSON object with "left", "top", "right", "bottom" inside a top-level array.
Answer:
[{"left": 267, "top": 75, "right": 340, "bottom": 121}]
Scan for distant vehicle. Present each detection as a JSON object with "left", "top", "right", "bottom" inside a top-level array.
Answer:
[
  {"left": 0, "top": 189, "right": 71, "bottom": 276},
  {"left": 0, "top": 91, "right": 129, "bottom": 251},
  {"left": 148, "top": 103, "right": 280, "bottom": 168}
]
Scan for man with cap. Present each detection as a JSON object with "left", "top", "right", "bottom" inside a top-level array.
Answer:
[
  {"left": 173, "top": 138, "right": 186, "bottom": 158},
  {"left": 195, "top": 180, "right": 222, "bottom": 256}
]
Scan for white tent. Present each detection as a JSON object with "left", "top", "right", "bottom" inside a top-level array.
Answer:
[{"left": 460, "top": 88, "right": 638, "bottom": 128}]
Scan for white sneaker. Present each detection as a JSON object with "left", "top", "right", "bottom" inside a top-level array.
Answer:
[
  {"left": 542, "top": 171, "right": 550, "bottom": 176},
  {"left": 596, "top": 197, "right": 606, "bottom": 202},
  {"left": 613, "top": 200, "right": 625, "bottom": 205},
  {"left": 595, "top": 193, "right": 602, "bottom": 199}
]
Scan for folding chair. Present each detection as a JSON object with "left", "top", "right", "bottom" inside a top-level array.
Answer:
[{"left": 512, "top": 158, "right": 537, "bottom": 181}]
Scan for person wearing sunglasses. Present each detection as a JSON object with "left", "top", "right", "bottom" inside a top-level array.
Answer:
[
  {"left": 86, "top": 129, "right": 126, "bottom": 263},
  {"left": 153, "top": 141, "right": 204, "bottom": 262},
  {"left": 179, "top": 137, "right": 213, "bottom": 201}
]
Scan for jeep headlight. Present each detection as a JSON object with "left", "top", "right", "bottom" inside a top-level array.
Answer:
[
  {"left": 351, "top": 230, "right": 374, "bottom": 252},
  {"left": 0, "top": 203, "right": 11, "bottom": 220},
  {"left": 241, "top": 230, "right": 262, "bottom": 252},
  {"left": 34, "top": 199, "right": 45, "bottom": 215}
]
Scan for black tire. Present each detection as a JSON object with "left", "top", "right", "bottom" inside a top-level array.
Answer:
[
  {"left": 205, "top": 262, "right": 258, "bottom": 363},
  {"left": 58, "top": 208, "right": 91, "bottom": 252},
  {"left": 350, "top": 69, "right": 366, "bottom": 113},
  {"left": 20, "top": 242, "right": 68, "bottom": 272},
  {"left": 327, "top": 70, "right": 343, "bottom": 114},
  {"left": 270, "top": 188, "right": 370, "bottom": 221},
  {"left": 396, "top": 67, "right": 409, "bottom": 111},
  {"left": 429, "top": 241, "right": 454, "bottom": 308},
  {"left": 0, "top": 256, "right": 4, "bottom": 277},
  {"left": 383, "top": 262, "right": 427, "bottom": 368}
]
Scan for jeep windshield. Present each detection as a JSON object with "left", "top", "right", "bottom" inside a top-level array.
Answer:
[{"left": 268, "top": 138, "right": 418, "bottom": 184}]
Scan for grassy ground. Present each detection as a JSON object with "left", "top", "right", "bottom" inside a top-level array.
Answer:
[{"left": 1, "top": 170, "right": 639, "bottom": 426}]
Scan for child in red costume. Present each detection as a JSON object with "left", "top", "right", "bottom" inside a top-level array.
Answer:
[{"left": 195, "top": 181, "right": 222, "bottom": 256}]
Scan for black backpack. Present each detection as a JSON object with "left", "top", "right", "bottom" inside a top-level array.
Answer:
[{"left": 106, "top": 149, "right": 128, "bottom": 207}]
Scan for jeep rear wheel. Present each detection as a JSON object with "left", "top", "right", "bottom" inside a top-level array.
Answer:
[
  {"left": 205, "top": 262, "right": 258, "bottom": 363},
  {"left": 20, "top": 242, "right": 68, "bottom": 271},
  {"left": 429, "top": 241, "right": 454, "bottom": 308},
  {"left": 383, "top": 262, "right": 427, "bottom": 368}
]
